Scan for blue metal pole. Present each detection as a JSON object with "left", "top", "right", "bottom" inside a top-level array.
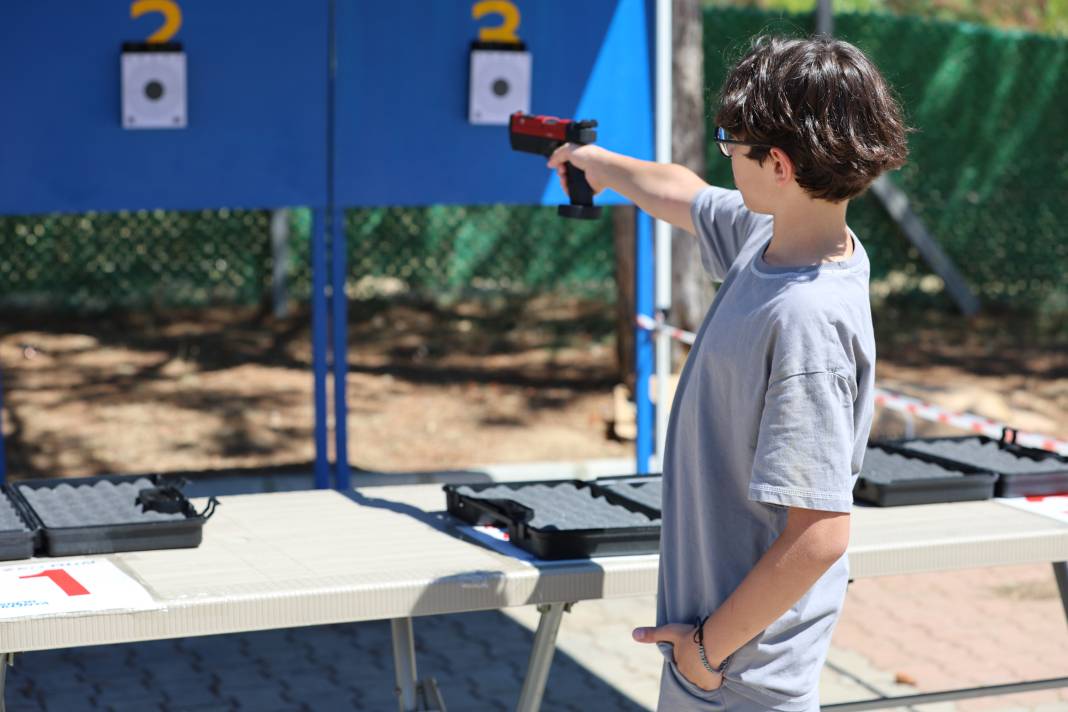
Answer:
[
  {"left": 325, "top": 0, "right": 349, "bottom": 491},
  {"left": 635, "top": 210, "right": 655, "bottom": 474},
  {"left": 0, "top": 368, "right": 7, "bottom": 484},
  {"left": 330, "top": 206, "right": 350, "bottom": 491},
  {"left": 311, "top": 208, "right": 331, "bottom": 489}
]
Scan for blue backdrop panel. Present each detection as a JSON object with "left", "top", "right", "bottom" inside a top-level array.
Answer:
[
  {"left": 334, "top": 0, "right": 653, "bottom": 208},
  {"left": 0, "top": 1, "right": 329, "bottom": 216}
]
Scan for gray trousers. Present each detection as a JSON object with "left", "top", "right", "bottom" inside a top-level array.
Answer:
[{"left": 658, "top": 661, "right": 821, "bottom": 711}]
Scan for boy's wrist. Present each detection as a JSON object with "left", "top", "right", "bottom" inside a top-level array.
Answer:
[
  {"left": 582, "top": 144, "right": 618, "bottom": 190},
  {"left": 695, "top": 616, "right": 730, "bottom": 671}
]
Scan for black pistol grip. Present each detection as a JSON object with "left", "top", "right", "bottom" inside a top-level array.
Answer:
[
  {"left": 560, "top": 162, "right": 602, "bottom": 220},
  {"left": 565, "top": 162, "right": 595, "bottom": 206}
]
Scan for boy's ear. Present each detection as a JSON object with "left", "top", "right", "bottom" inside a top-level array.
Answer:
[{"left": 769, "top": 147, "right": 795, "bottom": 185}]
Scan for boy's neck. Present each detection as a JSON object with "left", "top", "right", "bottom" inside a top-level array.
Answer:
[{"left": 765, "top": 198, "right": 852, "bottom": 267}]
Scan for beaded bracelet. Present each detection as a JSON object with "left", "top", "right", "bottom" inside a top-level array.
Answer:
[{"left": 693, "top": 615, "right": 730, "bottom": 675}]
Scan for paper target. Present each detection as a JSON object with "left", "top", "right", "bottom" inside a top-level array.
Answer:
[
  {"left": 468, "top": 48, "right": 531, "bottom": 125},
  {"left": 121, "top": 51, "right": 187, "bottom": 130}
]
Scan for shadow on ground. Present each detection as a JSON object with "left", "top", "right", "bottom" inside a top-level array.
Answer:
[
  {"left": 5, "top": 612, "right": 648, "bottom": 712},
  {"left": 0, "top": 296, "right": 620, "bottom": 479}
]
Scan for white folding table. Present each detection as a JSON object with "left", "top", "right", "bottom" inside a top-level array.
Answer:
[{"left": 2, "top": 485, "right": 1068, "bottom": 711}]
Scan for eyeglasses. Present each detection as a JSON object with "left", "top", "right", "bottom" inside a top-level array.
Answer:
[{"left": 714, "top": 127, "right": 771, "bottom": 158}]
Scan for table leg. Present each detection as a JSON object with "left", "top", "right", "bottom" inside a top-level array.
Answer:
[
  {"left": 391, "top": 618, "right": 418, "bottom": 712},
  {"left": 515, "top": 602, "right": 569, "bottom": 712},
  {"left": 0, "top": 653, "right": 12, "bottom": 712},
  {"left": 1053, "top": 562, "right": 1068, "bottom": 623}
]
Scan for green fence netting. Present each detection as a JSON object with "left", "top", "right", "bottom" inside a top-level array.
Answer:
[
  {"left": 340, "top": 205, "right": 616, "bottom": 299},
  {"left": 0, "top": 205, "right": 617, "bottom": 312},
  {"left": 1, "top": 9, "right": 1065, "bottom": 314},
  {"left": 0, "top": 210, "right": 272, "bottom": 312}
]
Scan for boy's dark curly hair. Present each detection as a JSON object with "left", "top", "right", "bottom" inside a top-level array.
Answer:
[{"left": 715, "top": 35, "right": 909, "bottom": 202}]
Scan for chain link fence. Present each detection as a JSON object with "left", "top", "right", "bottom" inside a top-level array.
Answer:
[
  {"left": 0, "top": 210, "right": 271, "bottom": 311},
  {"left": 1, "top": 9, "right": 1064, "bottom": 314},
  {"left": 338, "top": 205, "right": 616, "bottom": 301},
  {"left": 284, "top": 206, "right": 618, "bottom": 304}
]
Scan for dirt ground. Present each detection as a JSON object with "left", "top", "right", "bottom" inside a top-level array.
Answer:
[{"left": 0, "top": 296, "right": 1064, "bottom": 480}]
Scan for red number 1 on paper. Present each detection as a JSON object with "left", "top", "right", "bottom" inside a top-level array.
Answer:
[{"left": 19, "top": 569, "right": 90, "bottom": 597}]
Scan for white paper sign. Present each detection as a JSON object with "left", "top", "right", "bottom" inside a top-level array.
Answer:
[
  {"left": 0, "top": 559, "right": 160, "bottom": 620},
  {"left": 998, "top": 495, "right": 1068, "bottom": 525}
]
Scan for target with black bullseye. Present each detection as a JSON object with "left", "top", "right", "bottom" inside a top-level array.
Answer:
[
  {"left": 469, "top": 44, "right": 531, "bottom": 125},
  {"left": 121, "top": 45, "right": 187, "bottom": 130}
]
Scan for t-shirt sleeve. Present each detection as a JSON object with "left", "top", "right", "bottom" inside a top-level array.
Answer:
[
  {"left": 749, "top": 371, "right": 857, "bottom": 513},
  {"left": 690, "top": 185, "right": 771, "bottom": 282}
]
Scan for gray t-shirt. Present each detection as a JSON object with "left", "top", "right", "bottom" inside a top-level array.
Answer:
[{"left": 656, "top": 186, "right": 875, "bottom": 711}]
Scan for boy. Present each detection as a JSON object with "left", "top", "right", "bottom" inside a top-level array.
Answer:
[{"left": 547, "top": 35, "right": 908, "bottom": 710}]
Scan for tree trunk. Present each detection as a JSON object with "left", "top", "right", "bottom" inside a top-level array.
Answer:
[
  {"left": 670, "top": 0, "right": 716, "bottom": 339},
  {"left": 613, "top": 205, "right": 637, "bottom": 390},
  {"left": 613, "top": 0, "right": 710, "bottom": 384}
]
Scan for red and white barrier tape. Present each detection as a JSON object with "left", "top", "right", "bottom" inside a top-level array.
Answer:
[
  {"left": 635, "top": 313, "right": 696, "bottom": 345},
  {"left": 634, "top": 314, "right": 1068, "bottom": 456}
]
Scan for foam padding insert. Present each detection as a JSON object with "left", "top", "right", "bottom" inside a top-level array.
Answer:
[
  {"left": 455, "top": 483, "right": 659, "bottom": 530},
  {"left": 861, "top": 448, "right": 965, "bottom": 484},
  {"left": 19, "top": 478, "right": 187, "bottom": 528},
  {"left": 0, "top": 491, "right": 29, "bottom": 532},
  {"left": 600, "top": 480, "right": 662, "bottom": 512},
  {"left": 897, "top": 439, "right": 1064, "bottom": 474}
]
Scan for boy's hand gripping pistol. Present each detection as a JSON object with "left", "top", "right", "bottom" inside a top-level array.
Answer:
[{"left": 509, "top": 111, "right": 602, "bottom": 220}]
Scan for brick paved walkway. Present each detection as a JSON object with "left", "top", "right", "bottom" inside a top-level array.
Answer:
[
  {"left": 833, "top": 563, "right": 1068, "bottom": 712},
  {"left": 499, "top": 564, "right": 1068, "bottom": 711},
  {"left": 3, "top": 612, "right": 645, "bottom": 711}
]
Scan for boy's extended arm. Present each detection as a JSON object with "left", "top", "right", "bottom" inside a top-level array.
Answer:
[
  {"left": 546, "top": 144, "right": 709, "bottom": 235},
  {"left": 634, "top": 507, "right": 850, "bottom": 690}
]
